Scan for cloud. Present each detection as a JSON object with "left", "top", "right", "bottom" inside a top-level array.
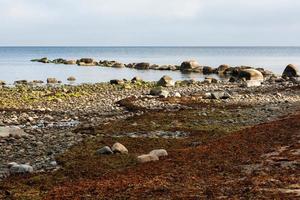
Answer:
[{"left": 0, "top": 0, "right": 299, "bottom": 45}]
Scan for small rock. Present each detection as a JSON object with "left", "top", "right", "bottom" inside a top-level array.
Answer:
[
  {"left": 47, "top": 78, "right": 58, "bottom": 84},
  {"left": 149, "top": 149, "right": 168, "bottom": 158},
  {"left": 67, "top": 76, "right": 76, "bottom": 81},
  {"left": 9, "top": 164, "right": 33, "bottom": 174},
  {"left": 96, "top": 146, "right": 113, "bottom": 155},
  {"left": 157, "top": 75, "right": 175, "bottom": 87},
  {"left": 174, "top": 92, "right": 181, "bottom": 98},
  {"left": 150, "top": 87, "right": 169, "bottom": 98},
  {"left": 137, "top": 154, "right": 159, "bottom": 163},
  {"left": 111, "top": 142, "right": 128, "bottom": 154}
]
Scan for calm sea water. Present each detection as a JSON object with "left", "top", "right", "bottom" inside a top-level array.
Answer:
[{"left": 0, "top": 47, "right": 299, "bottom": 84}]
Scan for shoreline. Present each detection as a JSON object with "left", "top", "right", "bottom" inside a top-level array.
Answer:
[{"left": 0, "top": 62, "right": 300, "bottom": 198}]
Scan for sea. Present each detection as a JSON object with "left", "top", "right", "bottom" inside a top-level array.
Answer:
[{"left": 0, "top": 46, "right": 299, "bottom": 84}]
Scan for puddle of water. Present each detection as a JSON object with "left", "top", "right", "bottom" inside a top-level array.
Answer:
[
  {"left": 32, "top": 120, "right": 80, "bottom": 129},
  {"left": 112, "top": 131, "right": 189, "bottom": 138}
]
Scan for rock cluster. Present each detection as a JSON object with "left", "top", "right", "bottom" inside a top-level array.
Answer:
[
  {"left": 96, "top": 142, "right": 128, "bottom": 155},
  {"left": 137, "top": 149, "right": 168, "bottom": 163}
]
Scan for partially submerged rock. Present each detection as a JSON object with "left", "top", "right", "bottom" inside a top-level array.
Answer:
[
  {"left": 112, "top": 62, "right": 125, "bottom": 68},
  {"left": 77, "top": 58, "right": 97, "bottom": 66},
  {"left": 64, "top": 60, "right": 76, "bottom": 65},
  {"left": 217, "top": 64, "right": 230, "bottom": 75},
  {"left": 180, "top": 60, "right": 201, "bottom": 72},
  {"left": 31, "top": 57, "right": 49, "bottom": 63},
  {"left": 134, "top": 62, "right": 150, "bottom": 70}
]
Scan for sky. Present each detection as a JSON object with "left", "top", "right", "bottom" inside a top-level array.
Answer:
[{"left": 0, "top": 0, "right": 300, "bottom": 46}]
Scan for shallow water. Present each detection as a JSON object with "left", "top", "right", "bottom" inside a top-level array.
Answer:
[{"left": 0, "top": 46, "right": 299, "bottom": 84}]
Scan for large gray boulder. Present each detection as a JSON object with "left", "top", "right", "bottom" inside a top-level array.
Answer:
[{"left": 282, "top": 64, "right": 299, "bottom": 78}]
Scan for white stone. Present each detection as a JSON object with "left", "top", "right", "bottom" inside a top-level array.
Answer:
[
  {"left": 10, "top": 164, "right": 33, "bottom": 174},
  {"left": 111, "top": 142, "right": 128, "bottom": 154},
  {"left": 149, "top": 149, "right": 168, "bottom": 158},
  {"left": 137, "top": 154, "right": 159, "bottom": 163}
]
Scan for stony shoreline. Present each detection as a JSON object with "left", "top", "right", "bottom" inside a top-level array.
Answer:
[{"left": 0, "top": 62, "right": 300, "bottom": 198}]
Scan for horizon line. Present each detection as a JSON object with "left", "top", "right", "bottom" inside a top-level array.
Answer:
[{"left": 0, "top": 45, "right": 300, "bottom": 48}]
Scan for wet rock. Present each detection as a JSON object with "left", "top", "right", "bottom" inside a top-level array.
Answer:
[
  {"left": 77, "top": 58, "right": 97, "bottom": 66},
  {"left": 47, "top": 78, "right": 58, "bottom": 84},
  {"left": 134, "top": 62, "right": 150, "bottom": 70},
  {"left": 96, "top": 146, "right": 113, "bottom": 155},
  {"left": 180, "top": 60, "right": 201, "bottom": 72},
  {"left": 157, "top": 75, "right": 175, "bottom": 87},
  {"left": 217, "top": 64, "right": 230, "bottom": 74},
  {"left": 112, "top": 62, "right": 125, "bottom": 68},
  {"left": 9, "top": 163, "right": 33, "bottom": 174},
  {"left": 282, "top": 64, "right": 299, "bottom": 78},
  {"left": 137, "top": 154, "right": 159, "bottom": 163},
  {"left": 149, "top": 149, "right": 168, "bottom": 158},
  {"left": 110, "top": 79, "right": 125, "bottom": 85},
  {"left": 78, "top": 58, "right": 94, "bottom": 64},
  {"left": 238, "top": 69, "right": 264, "bottom": 81},
  {"left": 157, "top": 65, "right": 177, "bottom": 71},
  {"left": 52, "top": 58, "right": 66, "bottom": 64},
  {"left": 0, "top": 80, "right": 6, "bottom": 85},
  {"left": 203, "top": 66, "right": 214, "bottom": 74},
  {"left": 31, "top": 57, "right": 49, "bottom": 63},
  {"left": 64, "top": 60, "right": 76, "bottom": 65},
  {"left": 67, "top": 76, "right": 76, "bottom": 81},
  {"left": 111, "top": 142, "right": 128, "bottom": 154}
]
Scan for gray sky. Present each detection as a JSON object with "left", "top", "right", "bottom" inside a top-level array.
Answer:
[{"left": 0, "top": 0, "right": 300, "bottom": 46}]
